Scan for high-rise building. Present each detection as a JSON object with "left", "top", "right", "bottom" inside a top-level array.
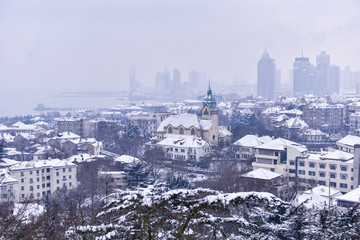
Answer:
[
  {"left": 172, "top": 69, "right": 181, "bottom": 97},
  {"left": 257, "top": 51, "right": 276, "bottom": 100},
  {"left": 155, "top": 67, "right": 170, "bottom": 95},
  {"left": 129, "top": 67, "right": 141, "bottom": 94},
  {"left": 293, "top": 51, "right": 340, "bottom": 96},
  {"left": 293, "top": 56, "right": 315, "bottom": 96}
]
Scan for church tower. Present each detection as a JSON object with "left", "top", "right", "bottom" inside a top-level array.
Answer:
[{"left": 201, "top": 83, "right": 219, "bottom": 145}]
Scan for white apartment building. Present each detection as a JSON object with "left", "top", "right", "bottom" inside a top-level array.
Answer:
[
  {"left": 157, "top": 134, "right": 210, "bottom": 161},
  {"left": 252, "top": 137, "right": 356, "bottom": 193},
  {"left": 0, "top": 169, "right": 18, "bottom": 202},
  {"left": 8, "top": 159, "right": 77, "bottom": 201},
  {"left": 233, "top": 134, "right": 272, "bottom": 160}
]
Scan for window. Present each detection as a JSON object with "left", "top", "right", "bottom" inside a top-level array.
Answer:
[
  {"left": 340, "top": 183, "right": 348, "bottom": 188},
  {"left": 21, "top": 178, "right": 24, "bottom": 183},
  {"left": 319, "top": 164, "right": 326, "bottom": 169},
  {"left": 270, "top": 168, "right": 275, "bottom": 172},
  {"left": 179, "top": 128, "right": 184, "bottom": 135},
  {"left": 330, "top": 182, "right": 336, "bottom": 187},
  {"left": 340, "top": 174, "right": 347, "bottom": 180},
  {"left": 181, "top": 149, "right": 185, "bottom": 153},
  {"left": 36, "top": 170, "right": 39, "bottom": 174},
  {"left": 46, "top": 183, "right": 50, "bottom": 187},
  {"left": 309, "top": 163, "right": 315, "bottom": 168},
  {"left": 21, "top": 172, "right": 24, "bottom": 176},
  {"left": 63, "top": 183, "right": 66, "bottom": 188},
  {"left": 280, "top": 152, "right": 287, "bottom": 164},
  {"left": 42, "top": 184, "right": 45, "bottom": 188},
  {"left": 289, "top": 169, "right": 296, "bottom": 174},
  {"left": 46, "top": 176, "right": 50, "bottom": 180},
  {"left": 330, "top": 173, "right": 336, "bottom": 179},
  {"left": 37, "top": 193, "right": 40, "bottom": 197},
  {"left": 274, "top": 160, "right": 278, "bottom": 165},
  {"left": 191, "top": 128, "right": 195, "bottom": 135},
  {"left": 30, "top": 178, "right": 33, "bottom": 183},
  {"left": 69, "top": 168, "right": 72, "bottom": 172},
  {"left": 42, "top": 169, "right": 45, "bottom": 173},
  {"left": 275, "top": 152, "right": 279, "bottom": 156},
  {"left": 69, "top": 182, "right": 72, "bottom": 187},
  {"left": 30, "top": 170, "right": 33, "bottom": 175},
  {"left": 299, "top": 170, "right": 305, "bottom": 175},
  {"left": 319, "top": 180, "right": 326, "bottom": 186},
  {"left": 46, "top": 168, "right": 50, "bottom": 173},
  {"left": 56, "top": 172, "right": 59, "bottom": 176},
  {"left": 21, "top": 186, "right": 24, "bottom": 191},
  {"left": 30, "top": 186, "right": 33, "bottom": 191},
  {"left": 57, "top": 180, "right": 59, "bottom": 184},
  {"left": 63, "top": 168, "right": 66, "bottom": 173},
  {"left": 37, "top": 185, "right": 40, "bottom": 189},
  {"left": 319, "top": 172, "right": 326, "bottom": 177},
  {"left": 168, "top": 127, "right": 173, "bottom": 134},
  {"left": 341, "top": 166, "right": 347, "bottom": 171},
  {"left": 309, "top": 171, "right": 316, "bottom": 176},
  {"left": 37, "top": 178, "right": 40, "bottom": 182},
  {"left": 289, "top": 161, "right": 295, "bottom": 166},
  {"left": 330, "top": 165, "right": 336, "bottom": 170},
  {"left": 299, "top": 161, "right": 305, "bottom": 167},
  {"left": 69, "top": 175, "right": 72, "bottom": 179}
]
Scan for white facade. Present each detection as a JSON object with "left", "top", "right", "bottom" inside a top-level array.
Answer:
[
  {"left": 0, "top": 169, "right": 18, "bottom": 202},
  {"left": 8, "top": 159, "right": 77, "bottom": 201},
  {"left": 252, "top": 137, "right": 355, "bottom": 193},
  {"left": 157, "top": 134, "right": 210, "bottom": 161}
]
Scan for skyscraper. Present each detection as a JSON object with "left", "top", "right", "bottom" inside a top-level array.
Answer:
[
  {"left": 172, "top": 69, "right": 181, "bottom": 97},
  {"left": 257, "top": 51, "right": 276, "bottom": 100},
  {"left": 129, "top": 66, "right": 141, "bottom": 94},
  {"left": 293, "top": 56, "right": 315, "bottom": 96}
]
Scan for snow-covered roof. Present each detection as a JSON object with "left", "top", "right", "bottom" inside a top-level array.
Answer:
[
  {"left": 242, "top": 168, "right": 282, "bottom": 180},
  {"left": 157, "top": 134, "right": 209, "bottom": 148},
  {"left": 336, "top": 187, "right": 360, "bottom": 204},
  {"left": 283, "top": 117, "right": 308, "bottom": 129},
  {"left": 337, "top": 135, "right": 360, "bottom": 147},
  {"left": 58, "top": 132, "right": 81, "bottom": 140},
  {"left": 115, "top": 155, "right": 140, "bottom": 164},
  {"left": 9, "top": 159, "right": 76, "bottom": 171},
  {"left": 233, "top": 134, "right": 271, "bottom": 147},
  {"left": 255, "top": 138, "right": 307, "bottom": 152},
  {"left": 0, "top": 158, "right": 20, "bottom": 168},
  {"left": 296, "top": 185, "right": 341, "bottom": 208},
  {"left": 0, "top": 169, "right": 18, "bottom": 184},
  {"left": 218, "top": 126, "right": 232, "bottom": 138},
  {"left": 67, "top": 154, "right": 97, "bottom": 163},
  {"left": 0, "top": 124, "right": 10, "bottom": 131},
  {"left": 12, "top": 121, "right": 36, "bottom": 130},
  {"left": 157, "top": 113, "right": 212, "bottom": 132},
  {"left": 320, "top": 150, "right": 353, "bottom": 161}
]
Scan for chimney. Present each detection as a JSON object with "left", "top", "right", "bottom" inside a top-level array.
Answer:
[{"left": 353, "top": 144, "right": 360, "bottom": 188}]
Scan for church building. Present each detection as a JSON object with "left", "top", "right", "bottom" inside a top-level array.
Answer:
[{"left": 156, "top": 84, "right": 220, "bottom": 146}]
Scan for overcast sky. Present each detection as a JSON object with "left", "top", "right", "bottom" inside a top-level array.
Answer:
[{"left": 1, "top": 0, "right": 360, "bottom": 93}]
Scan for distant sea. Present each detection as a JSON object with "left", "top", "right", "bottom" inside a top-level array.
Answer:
[{"left": 0, "top": 89, "right": 130, "bottom": 118}]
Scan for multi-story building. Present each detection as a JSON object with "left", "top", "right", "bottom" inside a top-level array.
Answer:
[
  {"left": 0, "top": 169, "right": 18, "bottom": 202},
  {"left": 293, "top": 56, "right": 315, "bottom": 96},
  {"left": 252, "top": 137, "right": 356, "bottom": 194},
  {"left": 257, "top": 50, "right": 276, "bottom": 100},
  {"left": 128, "top": 112, "right": 171, "bottom": 137},
  {"left": 8, "top": 159, "right": 77, "bottom": 201},
  {"left": 233, "top": 134, "right": 272, "bottom": 160},
  {"left": 303, "top": 103, "right": 345, "bottom": 131},
  {"left": 56, "top": 117, "right": 91, "bottom": 138},
  {"left": 157, "top": 134, "right": 210, "bottom": 161}
]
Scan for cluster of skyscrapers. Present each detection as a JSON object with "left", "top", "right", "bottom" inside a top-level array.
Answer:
[{"left": 257, "top": 50, "right": 352, "bottom": 100}]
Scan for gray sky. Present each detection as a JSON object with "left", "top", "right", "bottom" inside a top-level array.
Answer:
[{"left": 1, "top": 0, "right": 360, "bottom": 93}]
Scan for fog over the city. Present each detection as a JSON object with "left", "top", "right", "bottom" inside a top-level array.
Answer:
[{"left": 0, "top": 0, "right": 360, "bottom": 115}]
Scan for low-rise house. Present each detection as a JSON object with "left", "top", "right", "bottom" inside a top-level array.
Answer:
[
  {"left": 296, "top": 185, "right": 342, "bottom": 208},
  {"left": 233, "top": 134, "right": 272, "bottom": 160},
  {"left": 336, "top": 134, "right": 360, "bottom": 153},
  {"left": 99, "top": 171, "right": 127, "bottom": 189},
  {"left": 336, "top": 187, "right": 360, "bottom": 208},
  {"left": 303, "top": 129, "right": 326, "bottom": 142},
  {"left": 241, "top": 168, "right": 285, "bottom": 197},
  {"left": 218, "top": 126, "right": 233, "bottom": 147},
  {"left": 157, "top": 134, "right": 210, "bottom": 161}
]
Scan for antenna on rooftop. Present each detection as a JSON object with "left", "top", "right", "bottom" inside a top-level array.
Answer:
[{"left": 301, "top": 48, "right": 304, "bottom": 57}]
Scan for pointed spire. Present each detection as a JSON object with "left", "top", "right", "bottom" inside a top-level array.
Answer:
[{"left": 208, "top": 80, "right": 211, "bottom": 90}]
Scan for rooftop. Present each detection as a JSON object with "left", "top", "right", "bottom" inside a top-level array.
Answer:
[{"left": 242, "top": 168, "right": 282, "bottom": 180}]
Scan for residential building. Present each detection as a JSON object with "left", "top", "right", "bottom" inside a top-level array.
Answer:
[
  {"left": 336, "top": 135, "right": 360, "bottom": 153},
  {"left": 233, "top": 135, "right": 272, "bottom": 160},
  {"left": 8, "top": 159, "right": 77, "bottom": 201},
  {"left": 56, "top": 117, "right": 91, "bottom": 138},
  {"left": 157, "top": 134, "right": 210, "bottom": 161},
  {"left": 0, "top": 169, "right": 18, "bottom": 202},
  {"left": 99, "top": 171, "right": 127, "bottom": 189},
  {"left": 257, "top": 50, "right": 276, "bottom": 100},
  {"left": 303, "top": 103, "right": 345, "bottom": 132},
  {"left": 336, "top": 187, "right": 360, "bottom": 208}
]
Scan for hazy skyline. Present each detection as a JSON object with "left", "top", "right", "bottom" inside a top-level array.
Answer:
[{"left": 1, "top": 0, "right": 360, "bottom": 93}]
